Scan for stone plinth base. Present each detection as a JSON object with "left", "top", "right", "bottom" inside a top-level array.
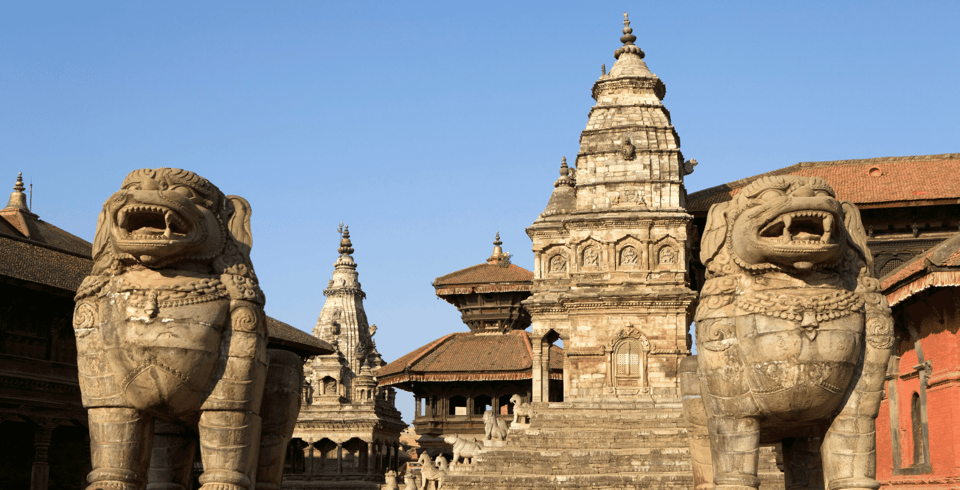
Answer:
[
  {"left": 442, "top": 400, "right": 784, "bottom": 490},
  {"left": 483, "top": 439, "right": 507, "bottom": 448}
]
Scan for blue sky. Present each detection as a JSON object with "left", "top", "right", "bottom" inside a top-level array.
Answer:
[{"left": 2, "top": 2, "right": 958, "bottom": 422}]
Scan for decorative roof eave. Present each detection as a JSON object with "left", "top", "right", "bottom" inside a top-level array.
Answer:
[
  {"left": 885, "top": 271, "right": 960, "bottom": 307},
  {"left": 377, "top": 370, "right": 564, "bottom": 388},
  {"left": 434, "top": 283, "right": 533, "bottom": 296},
  {"left": 687, "top": 153, "right": 960, "bottom": 215}
]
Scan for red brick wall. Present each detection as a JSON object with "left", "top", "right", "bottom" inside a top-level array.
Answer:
[{"left": 878, "top": 288, "right": 960, "bottom": 488}]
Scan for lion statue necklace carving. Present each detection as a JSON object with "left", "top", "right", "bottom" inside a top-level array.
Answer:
[
  {"left": 681, "top": 175, "right": 893, "bottom": 490},
  {"left": 74, "top": 168, "right": 302, "bottom": 490}
]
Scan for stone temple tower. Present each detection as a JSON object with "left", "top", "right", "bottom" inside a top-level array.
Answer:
[
  {"left": 288, "top": 226, "right": 406, "bottom": 488},
  {"left": 526, "top": 12, "right": 698, "bottom": 404},
  {"left": 443, "top": 16, "right": 789, "bottom": 490}
]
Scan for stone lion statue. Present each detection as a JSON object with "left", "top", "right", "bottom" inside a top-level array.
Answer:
[
  {"left": 443, "top": 435, "right": 483, "bottom": 466},
  {"left": 73, "top": 168, "right": 303, "bottom": 490},
  {"left": 483, "top": 410, "right": 508, "bottom": 441},
  {"left": 681, "top": 175, "right": 893, "bottom": 490},
  {"left": 509, "top": 394, "right": 532, "bottom": 426}
]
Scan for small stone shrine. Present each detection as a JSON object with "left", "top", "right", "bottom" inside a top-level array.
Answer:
[
  {"left": 285, "top": 225, "right": 405, "bottom": 489},
  {"left": 377, "top": 234, "right": 562, "bottom": 457}
]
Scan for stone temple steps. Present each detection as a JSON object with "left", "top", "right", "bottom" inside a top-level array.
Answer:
[{"left": 443, "top": 399, "right": 784, "bottom": 490}]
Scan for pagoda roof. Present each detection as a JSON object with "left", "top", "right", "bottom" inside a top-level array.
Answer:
[
  {"left": 265, "top": 317, "right": 334, "bottom": 357},
  {"left": 0, "top": 189, "right": 94, "bottom": 293},
  {"left": 433, "top": 263, "right": 533, "bottom": 295},
  {"left": 377, "top": 330, "right": 563, "bottom": 388},
  {"left": 688, "top": 153, "right": 960, "bottom": 215},
  {"left": 881, "top": 232, "right": 960, "bottom": 307}
]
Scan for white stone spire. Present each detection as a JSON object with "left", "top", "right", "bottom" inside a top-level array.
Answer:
[{"left": 313, "top": 224, "right": 373, "bottom": 378}]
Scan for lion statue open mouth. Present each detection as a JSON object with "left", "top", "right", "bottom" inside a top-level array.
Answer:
[
  {"left": 74, "top": 168, "right": 300, "bottom": 490},
  {"left": 681, "top": 175, "right": 893, "bottom": 490}
]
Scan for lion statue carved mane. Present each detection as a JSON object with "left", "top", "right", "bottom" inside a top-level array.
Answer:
[
  {"left": 681, "top": 175, "right": 893, "bottom": 490},
  {"left": 73, "top": 168, "right": 302, "bottom": 490}
]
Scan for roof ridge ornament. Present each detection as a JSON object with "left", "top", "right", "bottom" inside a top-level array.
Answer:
[
  {"left": 554, "top": 157, "right": 576, "bottom": 188},
  {"left": 488, "top": 232, "right": 511, "bottom": 266},
  {"left": 4, "top": 171, "right": 31, "bottom": 211},
  {"left": 614, "top": 12, "right": 644, "bottom": 60}
]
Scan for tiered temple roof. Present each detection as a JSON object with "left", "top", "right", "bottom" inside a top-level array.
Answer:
[{"left": 378, "top": 234, "right": 560, "bottom": 389}]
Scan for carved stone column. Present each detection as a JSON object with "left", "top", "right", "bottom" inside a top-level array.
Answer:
[
  {"left": 531, "top": 333, "right": 544, "bottom": 402},
  {"left": 30, "top": 421, "right": 57, "bottom": 490},
  {"left": 541, "top": 337, "right": 551, "bottom": 402},
  {"left": 307, "top": 440, "right": 315, "bottom": 476},
  {"left": 336, "top": 443, "right": 343, "bottom": 476},
  {"left": 367, "top": 442, "right": 375, "bottom": 476}
]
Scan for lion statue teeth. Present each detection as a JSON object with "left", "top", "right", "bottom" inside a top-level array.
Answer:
[
  {"left": 74, "top": 168, "right": 302, "bottom": 490},
  {"left": 681, "top": 175, "right": 894, "bottom": 490}
]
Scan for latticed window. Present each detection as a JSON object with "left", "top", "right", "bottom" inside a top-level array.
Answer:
[
  {"left": 616, "top": 341, "right": 641, "bottom": 376},
  {"left": 880, "top": 257, "right": 905, "bottom": 277}
]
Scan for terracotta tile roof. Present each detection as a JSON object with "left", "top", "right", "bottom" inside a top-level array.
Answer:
[
  {"left": 434, "top": 263, "right": 533, "bottom": 286},
  {"left": 377, "top": 330, "right": 563, "bottom": 387},
  {"left": 265, "top": 316, "right": 334, "bottom": 357},
  {"left": 881, "top": 232, "right": 960, "bottom": 306},
  {"left": 0, "top": 210, "right": 93, "bottom": 256},
  {"left": 0, "top": 235, "right": 92, "bottom": 292},
  {"left": 688, "top": 154, "right": 960, "bottom": 214}
]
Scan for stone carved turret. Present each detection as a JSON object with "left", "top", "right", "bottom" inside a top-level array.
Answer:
[
  {"left": 292, "top": 226, "right": 405, "bottom": 487},
  {"left": 312, "top": 225, "right": 381, "bottom": 394},
  {"left": 526, "top": 12, "right": 698, "bottom": 403}
]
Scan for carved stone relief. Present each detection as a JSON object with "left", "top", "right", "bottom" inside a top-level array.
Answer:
[
  {"left": 658, "top": 246, "right": 675, "bottom": 265},
  {"left": 582, "top": 245, "right": 600, "bottom": 269},
  {"left": 620, "top": 246, "right": 639, "bottom": 266},
  {"left": 548, "top": 254, "right": 567, "bottom": 274},
  {"left": 620, "top": 133, "right": 636, "bottom": 161}
]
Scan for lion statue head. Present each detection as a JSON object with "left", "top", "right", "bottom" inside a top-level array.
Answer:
[
  {"left": 76, "top": 168, "right": 262, "bottom": 304},
  {"left": 697, "top": 175, "right": 881, "bottom": 309}
]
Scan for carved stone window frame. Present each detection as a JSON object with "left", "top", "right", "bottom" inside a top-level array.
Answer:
[{"left": 606, "top": 326, "right": 651, "bottom": 393}]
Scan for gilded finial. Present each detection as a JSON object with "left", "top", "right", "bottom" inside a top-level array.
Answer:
[
  {"left": 337, "top": 223, "right": 354, "bottom": 256},
  {"left": 4, "top": 171, "right": 30, "bottom": 211},
  {"left": 488, "top": 231, "right": 510, "bottom": 265},
  {"left": 614, "top": 12, "right": 644, "bottom": 60}
]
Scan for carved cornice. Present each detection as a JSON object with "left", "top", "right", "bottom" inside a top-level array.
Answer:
[
  {"left": 579, "top": 125, "right": 677, "bottom": 139},
  {"left": 0, "top": 375, "right": 81, "bottom": 396},
  {"left": 577, "top": 148, "right": 680, "bottom": 159},
  {"left": 322, "top": 287, "right": 366, "bottom": 298},
  {"left": 586, "top": 103, "right": 671, "bottom": 121},
  {"left": 592, "top": 78, "right": 666, "bottom": 100}
]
